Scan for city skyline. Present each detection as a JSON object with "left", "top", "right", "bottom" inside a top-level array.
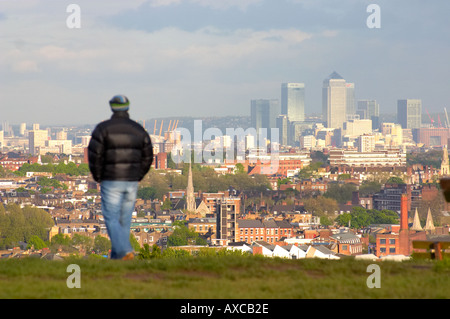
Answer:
[{"left": 1, "top": 1, "right": 449, "bottom": 125}]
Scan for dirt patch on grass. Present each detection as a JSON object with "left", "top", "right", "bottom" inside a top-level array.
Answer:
[
  {"left": 305, "top": 269, "right": 326, "bottom": 279},
  {"left": 123, "top": 272, "right": 165, "bottom": 281}
]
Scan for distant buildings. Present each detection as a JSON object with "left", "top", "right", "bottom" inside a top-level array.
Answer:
[
  {"left": 281, "top": 83, "right": 305, "bottom": 122},
  {"left": 323, "top": 72, "right": 347, "bottom": 130},
  {"left": 250, "top": 99, "right": 279, "bottom": 140},
  {"left": 328, "top": 148, "right": 407, "bottom": 168},
  {"left": 397, "top": 99, "right": 422, "bottom": 129},
  {"left": 28, "top": 129, "right": 48, "bottom": 155}
]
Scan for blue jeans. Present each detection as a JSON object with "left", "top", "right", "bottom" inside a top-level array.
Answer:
[{"left": 100, "top": 181, "right": 138, "bottom": 259}]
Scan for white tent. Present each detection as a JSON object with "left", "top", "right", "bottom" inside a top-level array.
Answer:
[
  {"left": 380, "top": 254, "right": 411, "bottom": 262},
  {"left": 355, "top": 254, "right": 378, "bottom": 261}
]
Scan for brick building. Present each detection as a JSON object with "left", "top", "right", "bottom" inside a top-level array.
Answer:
[{"left": 237, "top": 219, "right": 294, "bottom": 244}]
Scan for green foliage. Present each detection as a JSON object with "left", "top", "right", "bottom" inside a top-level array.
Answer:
[
  {"left": 130, "top": 233, "right": 141, "bottom": 252},
  {"left": 0, "top": 204, "right": 54, "bottom": 249},
  {"left": 141, "top": 165, "right": 272, "bottom": 200},
  {"left": 137, "top": 187, "right": 157, "bottom": 200},
  {"left": 168, "top": 224, "right": 208, "bottom": 247},
  {"left": 161, "top": 198, "right": 172, "bottom": 210},
  {"left": 26, "top": 235, "right": 47, "bottom": 250},
  {"left": 386, "top": 176, "right": 405, "bottom": 184},
  {"left": 359, "top": 180, "right": 382, "bottom": 197},
  {"left": 407, "top": 150, "right": 443, "bottom": 168},
  {"left": 51, "top": 233, "right": 71, "bottom": 246},
  {"left": 17, "top": 162, "right": 90, "bottom": 177},
  {"left": 71, "top": 234, "right": 94, "bottom": 252},
  {"left": 93, "top": 235, "right": 111, "bottom": 255},
  {"left": 335, "top": 206, "right": 399, "bottom": 228},
  {"left": 303, "top": 197, "right": 338, "bottom": 216},
  {"left": 323, "top": 183, "right": 357, "bottom": 204}
]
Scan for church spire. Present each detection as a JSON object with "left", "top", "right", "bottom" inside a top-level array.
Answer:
[
  {"left": 424, "top": 207, "right": 435, "bottom": 232},
  {"left": 411, "top": 208, "right": 423, "bottom": 231},
  {"left": 186, "top": 163, "right": 195, "bottom": 212}
]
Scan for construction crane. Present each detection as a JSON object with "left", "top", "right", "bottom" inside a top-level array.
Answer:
[
  {"left": 445, "top": 107, "right": 450, "bottom": 128},
  {"left": 438, "top": 115, "right": 443, "bottom": 128},
  {"left": 159, "top": 120, "right": 164, "bottom": 137},
  {"left": 425, "top": 108, "right": 435, "bottom": 126}
]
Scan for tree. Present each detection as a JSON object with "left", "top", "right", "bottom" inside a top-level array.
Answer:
[
  {"left": 93, "top": 235, "right": 111, "bottom": 255},
  {"left": 161, "top": 198, "right": 172, "bottom": 210},
  {"left": 71, "top": 234, "right": 94, "bottom": 252},
  {"left": 359, "top": 181, "right": 382, "bottom": 197},
  {"left": 335, "top": 207, "right": 399, "bottom": 229},
  {"left": 51, "top": 233, "right": 71, "bottom": 246},
  {"left": 324, "top": 183, "right": 357, "bottom": 204},
  {"left": 137, "top": 187, "right": 157, "bottom": 200},
  {"left": 303, "top": 197, "right": 339, "bottom": 217},
  {"left": 0, "top": 204, "right": 53, "bottom": 249},
  {"left": 386, "top": 176, "right": 405, "bottom": 185},
  {"left": 130, "top": 233, "right": 141, "bottom": 252},
  {"left": 27, "top": 235, "right": 47, "bottom": 250},
  {"left": 168, "top": 224, "right": 207, "bottom": 246}
]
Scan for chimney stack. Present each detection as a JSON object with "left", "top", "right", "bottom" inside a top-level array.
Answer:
[{"left": 400, "top": 193, "right": 408, "bottom": 231}]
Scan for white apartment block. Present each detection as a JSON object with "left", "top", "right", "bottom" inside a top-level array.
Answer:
[{"left": 328, "top": 148, "right": 406, "bottom": 167}]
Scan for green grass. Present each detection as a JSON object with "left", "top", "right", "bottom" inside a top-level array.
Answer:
[{"left": 0, "top": 255, "right": 449, "bottom": 299}]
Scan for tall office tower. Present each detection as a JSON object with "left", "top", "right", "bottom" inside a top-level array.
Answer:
[
  {"left": 357, "top": 99, "right": 380, "bottom": 129},
  {"left": 32, "top": 123, "right": 40, "bottom": 130},
  {"left": 0, "top": 131, "right": 4, "bottom": 149},
  {"left": 276, "top": 115, "right": 289, "bottom": 146},
  {"left": 346, "top": 83, "right": 355, "bottom": 117},
  {"left": 397, "top": 99, "right": 422, "bottom": 129},
  {"left": 357, "top": 100, "right": 379, "bottom": 119},
  {"left": 322, "top": 72, "right": 347, "bottom": 129},
  {"left": 250, "top": 99, "right": 279, "bottom": 140},
  {"left": 19, "top": 123, "right": 27, "bottom": 136},
  {"left": 2, "top": 121, "right": 13, "bottom": 137},
  {"left": 28, "top": 129, "right": 48, "bottom": 155},
  {"left": 281, "top": 83, "right": 305, "bottom": 122}
]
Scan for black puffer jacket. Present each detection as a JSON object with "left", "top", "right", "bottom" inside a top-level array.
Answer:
[{"left": 88, "top": 111, "right": 153, "bottom": 182}]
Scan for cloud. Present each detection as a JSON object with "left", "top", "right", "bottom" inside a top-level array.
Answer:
[{"left": 0, "top": 0, "right": 450, "bottom": 125}]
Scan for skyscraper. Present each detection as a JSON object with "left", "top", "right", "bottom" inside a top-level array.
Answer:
[
  {"left": 276, "top": 115, "right": 288, "bottom": 146},
  {"left": 322, "top": 72, "right": 347, "bottom": 129},
  {"left": 281, "top": 83, "right": 305, "bottom": 122},
  {"left": 250, "top": 99, "right": 279, "bottom": 140},
  {"left": 28, "top": 129, "right": 48, "bottom": 155},
  {"left": 397, "top": 99, "right": 422, "bottom": 129},
  {"left": 357, "top": 100, "right": 380, "bottom": 130},
  {"left": 346, "top": 83, "right": 355, "bottom": 116}
]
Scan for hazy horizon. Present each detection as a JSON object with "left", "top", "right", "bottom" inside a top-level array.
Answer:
[{"left": 1, "top": 1, "right": 449, "bottom": 125}]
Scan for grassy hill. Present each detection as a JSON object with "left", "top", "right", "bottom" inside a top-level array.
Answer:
[{"left": 0, "top": 255, "right": 449, "bottom": 299}]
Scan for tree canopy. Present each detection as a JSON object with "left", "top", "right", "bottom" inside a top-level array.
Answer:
[
  {"left": 335, "top": 207, "right": 399, "bottom": 229},
  {"left": 0, "top": 204, "right": 54, "bottom": 249}
]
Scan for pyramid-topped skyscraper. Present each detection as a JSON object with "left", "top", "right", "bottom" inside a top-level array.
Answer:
[{"left": 322, "top": 71, "right": 347, "bottom": 129}]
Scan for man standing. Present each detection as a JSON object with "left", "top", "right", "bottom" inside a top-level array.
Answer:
[{"left": 88, "top": 95, "right": 153, "bottom": 260}]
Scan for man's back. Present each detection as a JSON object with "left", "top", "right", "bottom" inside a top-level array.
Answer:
[{"left": 88, "top": 111, "right": 153, "bottom": 182}]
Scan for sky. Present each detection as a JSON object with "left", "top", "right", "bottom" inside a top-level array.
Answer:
[{"left": 0, "top": 0, "right": 449, "bottom": 125}]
